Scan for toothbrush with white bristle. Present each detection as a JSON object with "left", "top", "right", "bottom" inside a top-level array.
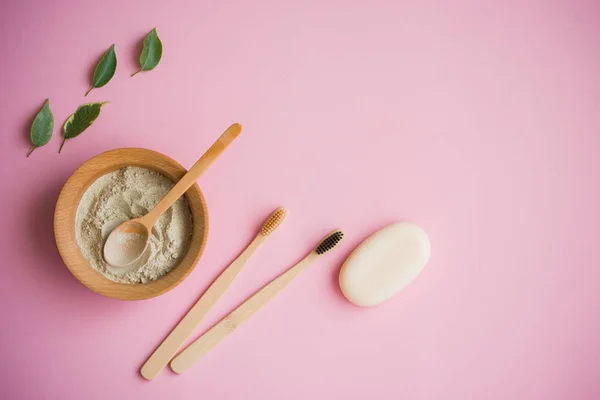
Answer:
[
  {"left": 170, "top": 230, "right": 345, "bottom": 374},
  {"left": 140, "top": 208, "right": 288, "bottom": 380}
]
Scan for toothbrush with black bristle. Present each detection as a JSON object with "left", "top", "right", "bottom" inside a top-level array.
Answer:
[{"left": 170, "top": 230, "right": 345, "bottom": 374}]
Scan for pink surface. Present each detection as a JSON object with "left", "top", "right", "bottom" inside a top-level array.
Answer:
[{"left": 1, "top": 0, "right": 599, "bottom": 399}]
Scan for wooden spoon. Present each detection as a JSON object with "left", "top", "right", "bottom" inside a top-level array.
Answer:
[{"left": 103, "top": 123, "right": 242, "bottom": 268}]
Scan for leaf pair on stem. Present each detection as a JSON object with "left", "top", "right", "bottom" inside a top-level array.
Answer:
[
  {"left": 86, "top": 28, "right": 162, "bottom": 94},
  {"left": 28, "top": 101, "right": 108, "bottom": 156}
]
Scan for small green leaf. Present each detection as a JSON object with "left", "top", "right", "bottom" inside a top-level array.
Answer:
[
  {"left": 28, "top": 99, "right": 54, "bottom": 157},
  {"left": 60, "top": 102, "right": 108, "bottom": 153},
  {"left": 86, "top": 44, "right": 117, "bottom": 96},
  {"left": 131, "top": 28, "right": 162, "bottom": 77}
]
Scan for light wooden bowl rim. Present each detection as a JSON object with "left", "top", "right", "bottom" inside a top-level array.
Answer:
[{"left": 54, "top": 148, "right": 209, "bottom": 301}]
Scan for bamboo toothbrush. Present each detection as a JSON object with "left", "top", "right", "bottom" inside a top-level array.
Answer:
[
  {"left": 170, "top": 230, "right": 345, "bottom": 374},
  {"left": 140, "top": 208, "right": 288, "bottom": 380}
]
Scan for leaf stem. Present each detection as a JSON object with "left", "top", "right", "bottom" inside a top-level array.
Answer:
[
  {"left": 58, "top": 138, "right": 66, "bottom": 153},
  {"left": 85, "top": 87, "right": 93, "bottom": 96},
  {"left": 131, "top": 70, "right": 141, "bottom": 77},
  {"left": 26, "top": 146, "right": 36, "bottom": 157}
]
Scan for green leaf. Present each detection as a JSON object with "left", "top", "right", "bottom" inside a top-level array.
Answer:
[
  {"left": 86, "top": 44, "right": 117, "bottom": 96},
  {"left": 131, "top": 28, "right": 162, "bottom": 77},
  {"left": 28, "top": 99, "right": 54, "bottom": 157},
  {"left": 60, "top": 102, "right": 108, "bottom": 153}
]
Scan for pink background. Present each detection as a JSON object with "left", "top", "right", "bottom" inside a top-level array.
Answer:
[{"left": 1, "top": 0, "right": 599, "bottom": 399}]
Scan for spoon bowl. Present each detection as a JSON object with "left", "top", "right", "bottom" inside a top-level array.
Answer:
[{"left": 103, "top": 220, "right": 151, "bottom": 268}]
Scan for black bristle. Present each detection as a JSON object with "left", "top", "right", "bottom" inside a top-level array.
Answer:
[{"left": 315, "top": 231, "right": 344, "bottom": 255}]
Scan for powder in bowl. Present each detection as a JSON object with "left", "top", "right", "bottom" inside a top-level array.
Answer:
[{"left": 75, "top": 166, "right": 193, "bottom": 284}]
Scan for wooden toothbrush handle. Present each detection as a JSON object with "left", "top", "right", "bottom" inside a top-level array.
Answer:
[
  {"left": 140, "top": 235, "right": 263, "bottom": 380},
  {"left": 143, "top": 123, "right": 242, "bottom": 224},
  {"left": 170, "top": 254, "right": 317, "bottom": 374}
]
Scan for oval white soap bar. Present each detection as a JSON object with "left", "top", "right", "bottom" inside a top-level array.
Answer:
[{"left": 339, "top": 222, "right": 431, "bottom": 306}]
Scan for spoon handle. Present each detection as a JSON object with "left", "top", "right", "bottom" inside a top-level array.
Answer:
[{"left": 143, "top": 123, "right": 242, "bottom": 225}]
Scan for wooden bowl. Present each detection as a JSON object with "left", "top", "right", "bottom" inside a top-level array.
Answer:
[{"left": 54, "top": 148, "right": 209, "bottom": 300}]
